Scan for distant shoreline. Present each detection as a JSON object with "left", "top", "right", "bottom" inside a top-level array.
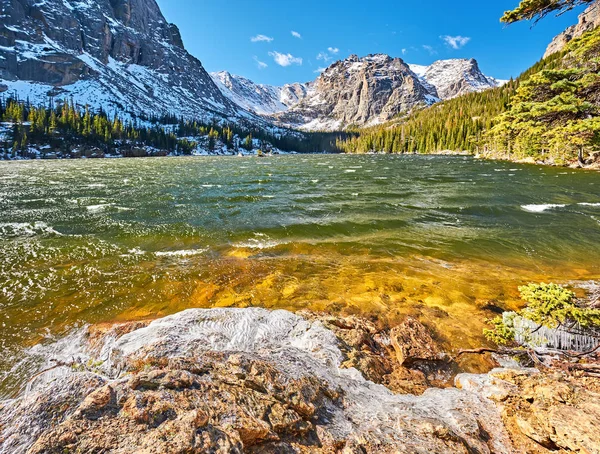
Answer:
[{"left": 2, "top": 150, "right": 599, "bottom": 171}]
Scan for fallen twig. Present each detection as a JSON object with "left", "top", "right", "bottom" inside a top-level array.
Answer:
[
  {"left": 456, "top": 348, "right": 499, "bottom": 357},
  {"left": 568, "top": 363, "right": 600, "bottom": 371},
  {"left": 571, "top": 343, "right": 600, "bottom": 358}
]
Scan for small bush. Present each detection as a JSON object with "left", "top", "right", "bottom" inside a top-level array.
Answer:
[{"left": 484, "top": 283, "right": 600, "bottom": 345}]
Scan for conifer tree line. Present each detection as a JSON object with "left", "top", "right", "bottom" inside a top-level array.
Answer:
[
  {"left": 0, "top": 97, "right": 347, "bottom": 158},
  {"left": 336, "top": 50, "right": 572, "bottom": 156},
  {"left": 336, "top": 82, "right": 517, "bottom": 155},
  {"left": 484, "top": 28, "right": 600, "bottom": 164}
]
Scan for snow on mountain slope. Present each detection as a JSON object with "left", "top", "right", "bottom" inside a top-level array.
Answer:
[
  {"left": 0, "top": 0, "right": 249, "bottom": 123},
  {"left": 210, "top": 71, "right": 313, "bottom": 116},
  {"left": 410, "top": 59, "right": 505, "bottom": 100}
]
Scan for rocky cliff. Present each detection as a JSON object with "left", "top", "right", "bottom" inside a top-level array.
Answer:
[
  {"left": 544, "top": 1, "right": 600, "bottom": 58},
  {"left": 0, "top": 0, "right": 241, "bottom": 121},
  {"left": 271, "top": 54, "right": 439, "bottom": 131}
]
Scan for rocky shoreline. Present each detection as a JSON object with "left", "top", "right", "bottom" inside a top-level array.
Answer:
[
  {"left": 0, "top": 308, "right": 599, "bottom": 453},
  {"left": 475, "top": 151, "right": 600, "bottom": 171}
]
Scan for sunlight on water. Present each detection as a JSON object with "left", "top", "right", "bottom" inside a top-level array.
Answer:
[{"left": 0, "top": 155, "right": 599, "bottom": 395}]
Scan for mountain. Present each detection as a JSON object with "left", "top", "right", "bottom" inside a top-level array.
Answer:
[
  {"left": 409, "top": 59, "right": 507, "bottom": 100},
  {"left": 271, "top": 54, "right": 439, "bottom": 131},
  {"left": 544, "top": 1, "right": 600, "bottom": 58},
  {"left": 0, "top": 0, "right": 243, "bottom": 122},
  {"left": 212, "top": 55, "right": 502, "bottom": 131},
  {"left": 210, "top": 71, "right": 312, "bottom": 116},
  {"left": 336, "top": 12, "right": 600, "bottom": 167},
  {"left": 0, "top": 1, "right": 504, "bottom": 134}
]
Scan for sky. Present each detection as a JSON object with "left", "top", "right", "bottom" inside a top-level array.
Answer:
[{"left": 156, "top": 0, "right": 587, "bottom": 86}]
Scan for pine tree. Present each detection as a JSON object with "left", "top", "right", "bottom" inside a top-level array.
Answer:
[{"left": 501, "top": 0, "right": 594, "bottom": 24}]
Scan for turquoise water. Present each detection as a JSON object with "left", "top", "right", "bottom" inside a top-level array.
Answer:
[{"left": 0, "top": 154, "right": 599, "bottom": 393}]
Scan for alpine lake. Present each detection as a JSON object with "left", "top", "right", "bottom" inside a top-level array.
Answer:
[{"left": 1, "top": 154, "right": 599, "bottom": 395}]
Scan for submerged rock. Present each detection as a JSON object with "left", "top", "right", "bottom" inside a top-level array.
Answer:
[{"left": 300, "top": 311, "right": 457, "bottom": 395}]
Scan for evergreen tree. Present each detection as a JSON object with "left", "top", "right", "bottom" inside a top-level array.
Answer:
[{"left": 501, "top": 0, "right": 595, "bottom": 24}]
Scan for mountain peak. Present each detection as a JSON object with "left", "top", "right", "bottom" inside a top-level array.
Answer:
[
  {"left": 412, "top": 58, "right": 503, "bottom": 100},
  {"left": 211, "top": 54, "right": 503, "bottom": 131}
]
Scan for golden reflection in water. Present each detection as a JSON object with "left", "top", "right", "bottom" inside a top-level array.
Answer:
[{"left": 113, "top": 243, "right": 595, "bottom": 352}]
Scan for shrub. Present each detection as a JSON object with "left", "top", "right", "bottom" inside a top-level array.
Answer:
[{"left": 484, "top": 283, "right": 600, "bottom": 345}]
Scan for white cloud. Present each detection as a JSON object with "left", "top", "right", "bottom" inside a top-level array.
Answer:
[
  {"left": 253, "top": 56, "right": 268, "bottom": 69},
  {"left": 291, "top": 31, "right": 302, "bottom": 39},
  {"left": 317, "top": 52, "right": 331, "bottom": 62},
  {"left": 401, "top": 48, "right": 408, "bottom": 55},
  {"left": 251, "top": 34, "right": 274, "bottom": 43},
  {"left": 441, "top": 35, "right": 471, "bottom": 49},
  {"left": 316, "top": 47, "right": 341, "bottom": 65},
  {"left": 314, "top": 67, "right": 327, "bottom": 74},
  {"left": 422, "top": 45, "right": 437, "bottom": 55},
  {"left": 268, "top": 51, "right": 303, "bottom": 67}
]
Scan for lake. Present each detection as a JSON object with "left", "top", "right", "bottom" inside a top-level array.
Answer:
[{"left": 1, "top": 154, "right": 599, "bottom": 394}]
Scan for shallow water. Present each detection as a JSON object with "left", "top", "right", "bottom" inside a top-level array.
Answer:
[{"left": 0, "top": 154, "right": 599, "bottom": 394}]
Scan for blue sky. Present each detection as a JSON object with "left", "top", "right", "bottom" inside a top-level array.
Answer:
[{"left": 156, "top": 0, "right": 587, "bottom": 86}]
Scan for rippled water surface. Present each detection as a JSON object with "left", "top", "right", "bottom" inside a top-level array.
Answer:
[{"left": 1, "top": 155, "right": 599, "bottom": 393}]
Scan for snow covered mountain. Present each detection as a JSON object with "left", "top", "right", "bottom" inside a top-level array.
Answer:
[
  {"left": 210, "top": 71, "right": 312, "bottom": 116},
  {"left": 270, "top": 54, "right": 438, "bottom": 130},
  {"left": 1, "top": 0, "right": 504, "bottom": 133},
  {"left": 0, "top": 0, "right": 247, "bottom": 123},
  {"left": 409, "top": 59, "right": 507, "bottom": 100},
  {"left": 212, "top": 55, "right": 503, "bottom": 131}
]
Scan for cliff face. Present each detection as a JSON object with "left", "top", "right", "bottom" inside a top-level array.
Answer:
[
  {"left": 271, "top": 54, "right": 438, "bottom": 131},
  {"left": 544, "top": 1, "right": 600, "bottom": 58},
  {"left": 0, "top": 0, "right": 239, "bottom": 120}
]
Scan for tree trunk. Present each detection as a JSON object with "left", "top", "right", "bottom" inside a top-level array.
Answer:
[{"left": 579, "top": 147, "right": 586, "bottom": 166}]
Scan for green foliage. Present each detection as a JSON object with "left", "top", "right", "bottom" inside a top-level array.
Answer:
[
  {"left": 501, "top": 0, "right": 594, "bottom": 24},
  {"left": 520, "top": 283, "right": 600, "bottom": 328},
  {"left": 485, "top": 28, "right": 600, "bottom": 163},
  {"left": 484, "top": 312, "right": 519, "bottom": 345},
  {"left": 243, "top": 134, "right": 253, "bottom": 151},
  {"left": 484, "top": 283, "right": 600, "bottom": 345}
]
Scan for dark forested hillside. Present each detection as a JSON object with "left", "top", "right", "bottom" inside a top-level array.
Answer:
[
  {"left": 337, "top": 26, "right": 599, "bottom": 166},
  {"left": 0, "top": 98, "right": 347, "bottom": 159}
]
